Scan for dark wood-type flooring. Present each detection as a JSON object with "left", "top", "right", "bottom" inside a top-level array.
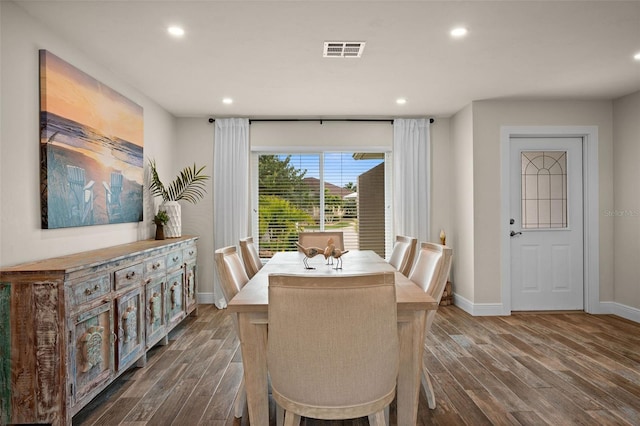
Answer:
[{"left": 73, "top": 304, "right": 640, "bottom": 425}]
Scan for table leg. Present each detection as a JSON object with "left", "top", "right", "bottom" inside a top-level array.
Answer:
[
  {"left": 237, "top": 312, "right": 270, "bottom": 426},
  {"left": 396, "top": 310, "right": 427, "bottom": 426}
]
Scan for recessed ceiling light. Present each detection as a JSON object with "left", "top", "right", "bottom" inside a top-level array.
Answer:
[
  {"left": 167, "top": 26, "right": 185, "bottom": 37},
  {"left": 634, "top": 51, "right": 640, "bottom": 61},
  {"left": 396, "top": 98, "right": 407, "bottom": 105},
  {"left": 222, "top": 98, "right": 233, "bottom": 105},
  {"left": 450, "top": 27, "right": 468, "bottom": 38}
]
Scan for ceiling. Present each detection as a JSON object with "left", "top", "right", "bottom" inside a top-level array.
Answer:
[{"left": 14, "top": 0, "right": 640, "bottom": 119}]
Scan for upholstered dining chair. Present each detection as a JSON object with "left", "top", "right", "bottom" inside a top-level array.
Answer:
[
  {"left": 214, "top": 245, "right": 250, "bottom": 419},
  {"left": 267, "top": 272, "right": 399, "bottom": 426},
  {"left": 388, "top": 235, "right": 418, "bottom": 276},
  {"left": 298, "top": 231, "right": 344, "bottom": 251},
  {"left": 239, "top": 236, "right": 263, "bottom": 279},
  {"left": 407, "top": 242, "right": 453, "bottom": 409}
]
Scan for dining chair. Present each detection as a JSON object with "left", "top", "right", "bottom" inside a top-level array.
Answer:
[
  {"left": 388, "top": 235, "right": 417, "bottom": 276},
  {"left": 407, "top": 242, "right": 453, "bottom": 409},
  {"left": 239, "top": 236, "right": 263, "bottom": 279},
  {"left": 214, "top": 245, "right": 250, "bottom": 418},
  {"left": 298, "top": 231, "right": 344, "bottom": 251},
  {"left": 267, "top": 272, "right": 399, "bottom": 425}
]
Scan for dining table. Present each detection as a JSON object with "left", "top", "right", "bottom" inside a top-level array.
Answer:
[{"left": 227, "top": 249, "right": 438, "bottom": 426}]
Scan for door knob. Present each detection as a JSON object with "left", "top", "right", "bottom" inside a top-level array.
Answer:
[{"left": 510, "top": 231, "right": 522, "bottom": 237}]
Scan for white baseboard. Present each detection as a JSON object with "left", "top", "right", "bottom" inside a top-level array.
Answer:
[
  {"left": 598, "top": 301, "right": 640, "bottom": 323},
  {"left": 196, "top": 292, "right": 215, "bottom": 304},
  {"left": 453, "top": 293, "right": 640, "bottom": 323},
  {"left": 452, "top": 293, "right": 505, "bottom": 316}
]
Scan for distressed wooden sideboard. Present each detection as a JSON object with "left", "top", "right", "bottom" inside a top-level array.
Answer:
[{"left": 0, "top": 236, "right": 198, "bottom": 425}]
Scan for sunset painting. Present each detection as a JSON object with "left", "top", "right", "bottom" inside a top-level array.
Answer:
[{"left": 39, "top": 50, "right": 143, "bottom": 229}]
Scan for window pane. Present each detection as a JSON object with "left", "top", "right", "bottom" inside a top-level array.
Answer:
[
  {"left": 521, "top": 151, "right": 567, "bottom": 229},
  {"left": 256, "top": 152, "right": 385, "bottom": 258}
]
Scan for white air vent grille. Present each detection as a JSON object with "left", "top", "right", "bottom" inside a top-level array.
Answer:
[{"left": 323, "top": 41, "right": 366, "bottom": 58}]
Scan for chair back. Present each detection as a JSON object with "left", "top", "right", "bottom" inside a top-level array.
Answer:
[
  {"left": 267, "top": 272, "right": 399, "bottom": 420},
  {"left": 388, "top": 235, "right": 417, "bottom": 276},
  {"left": 298, "top": 231, "right": 344, "bottom": 251},
  {"left": 214, "top": 246, "right": 250, "bottom": 303},
  {"left": 408, "top": 242, "right": 453, "bottom": 331},
  {"left": 239, "top": 236, "right": 262, "bottom": 278}
]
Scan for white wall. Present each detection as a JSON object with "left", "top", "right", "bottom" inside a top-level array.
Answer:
[
  {"left": 429, "top": 118, "right": 452, "bottom": 244},
  {"left": 0, "top": 2, "right": 176, "bottom": 266},
  {"left": 174, "top": 118, "right": 215, "bottom": 299},
  {"left": 612, "top": 91, "right": 640, "bottom": 310},
  {"left": 449, "top": 105, "right": 474, "bottom": 302}
]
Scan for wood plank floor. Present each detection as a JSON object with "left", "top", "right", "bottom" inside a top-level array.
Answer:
[{"left": 73, "top": 304, "right": 640, "bottom": 425}]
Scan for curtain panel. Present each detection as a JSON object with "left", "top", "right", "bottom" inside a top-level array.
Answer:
[
  {"left": 392, "top": 118, "right": 431, "bottom": 244},
  {"left": 213, "top": 118, "right": 250, "bottom": 308}
]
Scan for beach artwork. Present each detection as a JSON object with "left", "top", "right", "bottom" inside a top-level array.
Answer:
[{"left": 39, "top": 50, "right": 144, "bottom": 229}]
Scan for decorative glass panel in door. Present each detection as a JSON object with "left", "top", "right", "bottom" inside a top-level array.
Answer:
[{"left": 521, "top": 151, "right": 567, "bottom": 229}]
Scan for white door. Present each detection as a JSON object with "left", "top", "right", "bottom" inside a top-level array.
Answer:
[{"left": 510, "top": 137, "right": 583, "bottom": 311}]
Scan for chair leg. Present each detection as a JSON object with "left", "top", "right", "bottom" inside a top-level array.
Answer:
[
  {"left": 283, "top": 411, "right": 301, "bottom": 426},
  {"left": 276, "top": 404, "right": 284, "bottom": 426},
  {"left": 233, "top": 377, "right": 247, "bottom": 418},
  {"left": 368, "top": 409, "right": 387, "bottom": 426},
  {"left": 421, "top": 364, "right": 436, "bottom": 409}
]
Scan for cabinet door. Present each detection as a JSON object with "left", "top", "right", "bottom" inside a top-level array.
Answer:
[
  {"left": 166, "top": 270, "right": 185, "bottom": 329},
  {"left": 145, "top": 275, "right": 167, "bottom": 349},
  {"left": 70, "top": 302, "right": 114, "bottom": 407},
  {"left": 115, "top": 287, "right": 145, "bottom": 371},
  {"left": 184, "top": 261, "right": 197, "bottom": 315}
]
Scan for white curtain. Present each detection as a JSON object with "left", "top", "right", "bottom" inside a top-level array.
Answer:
[
  {"left": 213, "top": 118, "right": 249, "bottom": 308},
  {"left": 393, "top": 118, "right": 431, "bottom": 244}
]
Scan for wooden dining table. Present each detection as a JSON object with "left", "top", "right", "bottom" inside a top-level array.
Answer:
[{"left": 227, "top": 250, "right": 438, "bottom": 426}]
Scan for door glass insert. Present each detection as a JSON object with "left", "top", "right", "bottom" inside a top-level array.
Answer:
[{"left": 521, "top": 151, "right": 567, "bottom": 229}]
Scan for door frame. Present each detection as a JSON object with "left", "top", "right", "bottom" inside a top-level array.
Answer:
[{"left": 500, "top": 126, "right": 599, "bottom": 315}]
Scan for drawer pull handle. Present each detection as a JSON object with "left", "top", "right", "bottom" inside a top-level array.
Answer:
[
  {"left": 84, "top": 284, "right": 100, "bottom": 296},
  {"left": 188, "top": 250, "right": 195, "bottom": 256},
  {"left": 152, "top": 262, "right": 161, "bottom": 270},
  {"left": 172, "top": 256, "right": 179, "bottom": 262},
  {"left": 126, "top": 271, "right": 136, "bottom": 279}
]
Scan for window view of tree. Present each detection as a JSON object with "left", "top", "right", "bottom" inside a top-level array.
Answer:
[{"left": 256, "top": 153, "right": 385, "bottom": 258}]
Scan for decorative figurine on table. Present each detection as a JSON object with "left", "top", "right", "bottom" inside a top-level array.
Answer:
[
  {"left": 295, "top": 242, "right": 323, "bottom": 270},
  {"left": 323, "top": 237, "right": 349, "bottom": 269},
  {"left": 324, "top": 238, "right": 335, "bottom": 265}
]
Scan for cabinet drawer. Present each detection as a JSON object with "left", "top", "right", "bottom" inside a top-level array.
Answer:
[
  {"left": 70, "top": 274, "right": 111, "bottom": 305},
  {"left": 166, "top": 251, "right": 183, "bottom": 271},
  {"left": 183, "top": 246, "right": 197, "bottom": 263},
  {"left": 114, "top": 263, "right": 144, "bottom": 290},
  {"left": 144, "top": 256, "right": 166, "bottom": 276}
]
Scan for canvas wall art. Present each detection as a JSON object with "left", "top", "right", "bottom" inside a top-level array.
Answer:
[{"left": 39, "top": 50, "right": 144, "bottom": 229}]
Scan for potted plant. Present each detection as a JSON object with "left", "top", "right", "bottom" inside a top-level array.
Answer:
[
  {"left": 153, "top": 210, "right": 169, "bottom": 240},
  {"left": 148, "top": 159, "right": 210, "bottom": 238}
]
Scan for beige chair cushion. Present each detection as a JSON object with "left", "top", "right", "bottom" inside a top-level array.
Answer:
[
  {"left": 267, "top": 272, "right": 399, "bottom": 420},
  {"left": 214, "top": 245, "right": 250, "bottom": 303},
  {"left": 388, "top": 235, "right": 417, "bottom": 276},
  {"left": 298, "top": 231, "right": 344, "bottom": 251},
  {"left": 239, "top": 236, "right": 262, "bottom": 278}
]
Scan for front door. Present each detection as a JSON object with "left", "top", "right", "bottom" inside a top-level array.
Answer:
[{"left": 510, "top": 137, "right": 583, "bottom": 311}]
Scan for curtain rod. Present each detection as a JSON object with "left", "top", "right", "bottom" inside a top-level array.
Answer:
[{"left": 207, "top": 118, "right": 435, "bottom": 124}]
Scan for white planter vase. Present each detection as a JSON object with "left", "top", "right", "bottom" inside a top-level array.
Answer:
[{"left": 162, "top": 201, "right": 182, "bottom": 238}]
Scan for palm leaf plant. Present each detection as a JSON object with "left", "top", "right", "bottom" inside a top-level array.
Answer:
[{"left": 148, "top": 159, "right": 210, "bottom": 203}]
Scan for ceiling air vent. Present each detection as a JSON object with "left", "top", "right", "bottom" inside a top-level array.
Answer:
[{"left": 323, "top": 41, "right": 366, "bottom": 58}]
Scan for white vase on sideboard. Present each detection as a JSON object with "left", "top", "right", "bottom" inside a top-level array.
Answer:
[{"left": 162, "top": 201, "right": 182, "bottom": 238}]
